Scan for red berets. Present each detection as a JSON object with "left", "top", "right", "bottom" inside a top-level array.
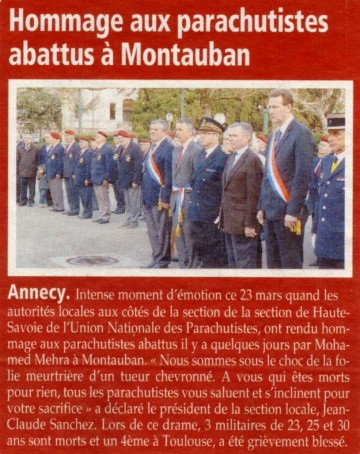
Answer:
[
  {"left": 319, "top": 135, "right": 329, "bottom": 143},
  {"left": 97, "top": 131, "right": 108, "bottom": 138},
  {"left": 79, "top": 137, "right": 89, "bottom": 142},
  {"left": 257, "top": 133, "right": 268, "bottom": 143},
  {"left": 115, "top": 130, "right": 130, "bottom": 138},
  {"left": 139, "top": 138, "right": 151, "bottom": 143},
  {"left": 129, "top": 133, "right": 137, "bottom": 139},
  {"left": 50, "top": 132, "right": 61, "bottom": 140},
  {"left": 64, "top": 129, "right": 75, "bottom": 135}
]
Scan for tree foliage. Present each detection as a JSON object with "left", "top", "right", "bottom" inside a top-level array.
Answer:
[
  {"left": 17, "top": 88, "right": 62, "bottom": 132},
  {"left": 131, "top": 87, "right": 345, "bottom": 137}
]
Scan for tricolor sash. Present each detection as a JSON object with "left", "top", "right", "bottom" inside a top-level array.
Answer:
[
  {"left": 172, "top": 184, "right": 191, "bottom": 237},
  {"left": 146, "top": 146, "right": 164, "bottom": 187},
  {"left": 266, "top": 130, "right": 290, "bottom": 203}
]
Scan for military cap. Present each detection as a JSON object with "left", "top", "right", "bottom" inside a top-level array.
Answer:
[
  {"left": 319, "top": 135, "right": 329, "bottom": 143},
  {"left": 50, "top": 131, "right": 61, "bottom": 140},
  {"left": 198, "top": 117, "right": 225, "bottom": 133},
  {"left": 97, "top": 130, "right": 108, "bottom": 138},
  {"left": 327, "top": 113, "right": 345, "bottom": 130},
  {"left": 79, "top": 137, "right": 89, "bottom": 142},
  {"left": 64, "top": 129, "right": 75, "bottom": 135},
  {"left": 114, "top": 130, "right": 130, "bottom": 138}
]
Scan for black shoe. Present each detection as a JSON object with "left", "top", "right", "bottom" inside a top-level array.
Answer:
[
  {"left": 153, "top": 263, "right": 169, "bottom": 269},
  {"left": 54, "top": 209, "right": 64, "bottom": 212},
  {"left": 19, "top": 201, "right": 27, "bottom": 206},
  {"left": 112, "top": 208, "right": 125, "bottom": 214},
  {"left": 79, "top": 214, "right": 92, "bottom": 219},
  {"left": 98, "top": 219, "right": 109, "bottom": 224},
  {"left": 27, "top": 203, "right": 34, "bottom": 207},
  {"left": 67, "top": 211, "right": 79, "bottom": 216}
]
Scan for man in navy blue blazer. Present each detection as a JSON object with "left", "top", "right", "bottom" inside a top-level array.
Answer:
[
  {"left": 142, "top": 119, "right": 173, "bottom": 268},
  {"left": 187, "top": 117, "right": 229, "bottom": 268},
  {"left": 47, "top": 131, "right": 64, "bottom": 212},
  {"left": 91, "top": 131, "right": 114, "bottom": 224},
  {"left": 257, "top": 89, "right": 316, "bottom": 268}
]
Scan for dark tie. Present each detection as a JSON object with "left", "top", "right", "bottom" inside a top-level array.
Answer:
[
  {"left": 175, "top": 146, "right": 184, "bottom": 168},
  {"left": 275, "top": 130, "right": 282, "bottom": 151},
  {"left": 198, "top": 149, "right": 206, "bottom": 164}
]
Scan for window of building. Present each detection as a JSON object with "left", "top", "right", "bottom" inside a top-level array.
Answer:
[{"left": 110, "top": 103, "right": 116, "bottom": 120}]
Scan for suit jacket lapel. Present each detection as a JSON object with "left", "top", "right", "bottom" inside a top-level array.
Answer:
[
  {"left": 224, "top": 149, "right": 249, "bottom": 189},
  {"left": 275, "top": 118, "right": 296, "bottom": 156}
]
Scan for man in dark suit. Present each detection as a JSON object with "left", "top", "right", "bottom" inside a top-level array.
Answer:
[
  {"left": 116, "top": 130, "right": 143, "bottom": 229},
  {"left": 314, "top": 114, "right": 346, "bottom": 269},
  {"left": 171, "top": 118, "right": 202, "bottom": 268},
  {"left": 91, "top": 131, "right": 114, "bottom": 224},
  {"left": 220, "top": 122, "right": 263, "bottom": 268},
  {"left": 111, "top": 132, "right": 126, "bottom": 214},
  {"left": 47, "top": 132, "right": 65, "bottom": 212},
  {"left": 188, "top": 117, "right": 229, "bottom": 268},
  {"left": 17, "top": 133, "right": 39, "bottom": 207},
  {"left": 74, "top": 138, "right": 93, "bottom": 219},
  {"left": 142, "top": 119, "right": 173, "bottom": 268},
  {"left": 257, "top": 89, "right": 316, "bottom": 268},
  {"left": 63, "top": 129, "right": 80, "bottom": 216}
]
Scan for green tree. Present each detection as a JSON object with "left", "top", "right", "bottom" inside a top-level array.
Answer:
[{"left": 17, "top": 88, "right": 62, "bottom": 133}]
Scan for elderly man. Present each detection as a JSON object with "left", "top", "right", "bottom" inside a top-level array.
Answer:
[
  {"left": 91, "top": 131, "right": 114, "bottom": 224},
  {"left": 171, "top": 118, "right": 202, "bottom": 268},
  {"left": 17, "top": 133, "right": 39, "bottom": 207},
  {"left": 63, "top": 129, "right": 80, "bottom": 216},
  {"left": 220, "top": 122, "right": 263, "bottom": 268},
  {"left": 187, "top": 117, "right": 229, "bottom": 268},
  {"left": 257, "top": 89, "right": 316, "bottom": 269},
  {"left": 47, "top": 132, "right": 65, "bottom": 212},
  {"left": 314, "top": 114, "right": 346, "bottom": 269},
  {"left": 116, "top": 130, "right": 143, "bottom": 229},
  {"left": 142, "top": 119, "right": 173, "bottom": 269}
]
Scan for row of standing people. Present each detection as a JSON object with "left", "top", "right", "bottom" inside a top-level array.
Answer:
[{"left": 16, "top": 88, "right": 345, "bottom": 270}]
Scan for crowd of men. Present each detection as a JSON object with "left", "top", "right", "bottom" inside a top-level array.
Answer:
[{"left": 16, "top": 89, "right": 346, "bottom": 270}]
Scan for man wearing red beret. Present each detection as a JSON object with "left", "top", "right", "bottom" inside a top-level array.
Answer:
[{"left": 46, "top": 132, "right": 64, "bottom": 212}]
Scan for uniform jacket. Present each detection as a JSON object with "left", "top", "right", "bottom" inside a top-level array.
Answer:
[
  {"left": 91, "top": 143, "right": 114, "bottom": 185},
  {"left": 17, "top": 143, "right": 39, "bottom": 178},
  {"left": 314, "top": 154, "right": 345, "bottom": 260},
  {"left": 117, "top": 141, "right": 143, "bottom": 189},
  {"left": 220, "top": 148, "right": 263, "bottom": 235},
  {"left": 187, "top": 145, "right": 229, "bottom": 223},
  {"left": 142, "top": 138, "right": 173, "bottom": 206},
  {"left": 46, "top": 143, "right": 64, "bottom": 179},
  {"left": 75, "top": 149, "right": 93, "bottom": 187},
  {"left": 39, "top": 144, "right": 51, "bottom": 166},
  {"left": 111, "top": 145, "right": 122, "bottom": 183},
  {"left": 170, "top": 140, "right": 202, "bottom": 213},
  {"left": 63, "top": 141, "right": 81, "bottom": 178},
  {"left": 259, "top": 118, "right": 315, "bottom": 220}
]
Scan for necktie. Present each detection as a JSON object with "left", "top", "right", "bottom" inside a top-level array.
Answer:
[
  {"left": 198, "top": 149, "right": 206, "bottom": 164},
  {"left": 275, "top": 129, "right": 282, "bottom": 151},
  {"left": 175, "top": 146, "right": 184, "bottom": 168},
  {"left": 331, "top": 156, "right": 339, "bottom": 173},
  {"left": 225, "top": 153, "right": 236, "bottom": 180}
]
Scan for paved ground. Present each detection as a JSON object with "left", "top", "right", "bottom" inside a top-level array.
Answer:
[{"left": 12, "top": 189, "right": 317, "bottom": 275}]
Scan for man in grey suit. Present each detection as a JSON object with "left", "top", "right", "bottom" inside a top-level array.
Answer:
[{"left": 171, "top": 119, "right": 202, "bottom": 268}]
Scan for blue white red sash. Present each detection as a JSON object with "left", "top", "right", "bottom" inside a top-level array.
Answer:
[
  {"left": 266, "top": 130, "right": 289, "bottom": 202},
  {"left": 146, "top": 146, "right": 164, "bottom": 187}
]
